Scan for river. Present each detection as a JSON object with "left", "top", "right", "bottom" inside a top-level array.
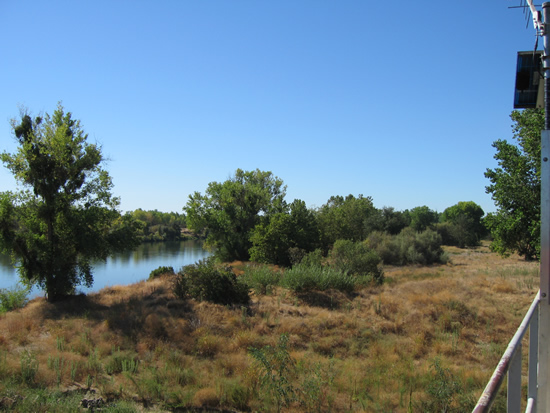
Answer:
[{"left": 0, "top": 240, "right": 211, "bottom": 298}]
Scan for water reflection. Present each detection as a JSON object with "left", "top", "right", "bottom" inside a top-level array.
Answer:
[{"left": 0, "top": 240, "right": 211, "bottom": 295}]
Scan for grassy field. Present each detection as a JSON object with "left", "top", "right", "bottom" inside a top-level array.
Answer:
[{"left": 0, "top": 242, "right": 539, "bottom": 412}]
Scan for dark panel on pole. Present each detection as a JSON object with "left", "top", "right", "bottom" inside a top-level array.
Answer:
[{"left": 514, "top": 51, "right": 544, "bottom": 109}]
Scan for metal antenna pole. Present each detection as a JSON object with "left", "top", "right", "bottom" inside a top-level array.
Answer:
[{"left": 538, "top": 3, "right": 550, "bottom": 412}]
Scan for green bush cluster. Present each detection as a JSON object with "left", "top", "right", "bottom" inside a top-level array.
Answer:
[
  {"left": 434, "top": 221, "right": 480, "bottom": 248},
  {"left": 417, "top": 358, "right": 475, "bottom": 412},
  {"left": 329, "top": 239, "right": 384, "bottom": 284},
  {"left": 173, "top": 258, "right": 250, "bottom": 305},
  {"left": 281, "top": 263, "right": 361, "bottom": 293},
  {"left": 0, "top": 284, "right": 29, "bottom": 313},
  {"left": 242, "top": 243, "right": 381, "bottom": 295},
  {"left": 240, "top": 265, "right": 281, "bottom": 296},
  {"left": 148, "top": 266, "right": 175, "bottom": 280},
  {"left": 367, "top": 228, "right": 448, "bottom": 266}
]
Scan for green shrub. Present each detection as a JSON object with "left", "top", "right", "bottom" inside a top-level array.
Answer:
[
  {"left": 0, "top": 284, "right": 30, "bottom": 313},
  {"left": 282, "top": 263, "right": 362, "bottom": 293},
  {"left": 434, "top": 222, "right": 457, "bottom": 246},
  {"left": 148, "top": 266, "right": 175, "bottom": 280},
  {"left": 435, "top": 220, "right": 480, "bottom": 248},
  {"left": 288, "top": 247, "right": 307, "bottom": 266},
  {"left": 105, "top": 349, "right": 140, "bottom": 375},
  {"left": 412, "top": 229, "right": 447, "bottom": 264},
  {"left": 173, "top": 258, "right": 250, "bottom": 305},
  {"left": 241, "top": 265, "right": 281, "bottom": 295},
  {"left": 20, "top": 349, "right": 39, "bottom": 385},
  {"left": 329, "top": 240, "right": 383, "bottom": 284},
  {"left": 418, "top": 358, "right": 475, "bottom": 412},
  {"left": 300, "top": 249, "right": 324, "bottom": 267},
  {"left": 367, "top": 228, "right": 447, "bottom": 266},
  {"left": 366, "top": 231, "right": 400, "bottom": 265},
  {"left": 249, "top": 333, "right": 297, "bottom": 412}
]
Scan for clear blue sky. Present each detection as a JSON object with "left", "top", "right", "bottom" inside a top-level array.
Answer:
[{"left": 0, "top": 1, "right": 540, "bottom": 215}]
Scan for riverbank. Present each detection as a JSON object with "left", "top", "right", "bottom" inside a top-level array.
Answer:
[
  {"left": 0, "top": 240, "right": 211, "bottom": 294},
  {"left": 0, "top": 243, "right": 538, "bottom": 411}
]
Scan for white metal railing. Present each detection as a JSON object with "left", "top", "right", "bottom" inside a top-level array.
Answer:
[{"left": 472, "top": 291, "right": 540, "bottom": 413}]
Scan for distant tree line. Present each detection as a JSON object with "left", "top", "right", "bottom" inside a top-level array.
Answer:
[{"left": 126, "top": 209, "right": 189, "bottom": 242}]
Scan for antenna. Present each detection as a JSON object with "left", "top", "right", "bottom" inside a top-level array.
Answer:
[{"left": 514, "top": 0, "right": 545, "bottom": 32}]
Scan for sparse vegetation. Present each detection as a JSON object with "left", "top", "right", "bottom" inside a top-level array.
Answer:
[{"left": 0, "top": 243, "right": 538, "bottom": 411}]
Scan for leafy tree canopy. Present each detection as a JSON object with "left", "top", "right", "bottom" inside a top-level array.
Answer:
[
  {"left": 378, "top": 206, "right": 410, "bottom": 235},
  {"left": 184, "top": 169, "right": 286, "bottom": 261},
  {"left": 249, "top": 199, "right": 319, "bottom": 266},
  {"left": 0, "top": 104, "right": 140, "bottom": 301},
  {"left": 409, "top": 205, "right": 439, "bottom": 232},
  {"left": 485, "top": 109, "right": 543, "bottom": 260},
  {"left": 316, "top": 194, "right": 377, "bottom": 249}
]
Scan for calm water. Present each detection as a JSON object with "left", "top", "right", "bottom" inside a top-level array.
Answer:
[{"left": 0, "top": 240, "right": 211, "bottom": 297}]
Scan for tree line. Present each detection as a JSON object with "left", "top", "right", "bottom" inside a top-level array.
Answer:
[
  {"left": 0, "top": 103, "right": 540, "bottom": 300},
  {"left": 184, "top": 169, "right": 487, "bottom": 267},
  {"left": 126, "top": 209, "right": 187, "bottom": 242}
]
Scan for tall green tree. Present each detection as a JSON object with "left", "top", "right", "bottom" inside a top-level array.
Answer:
[
  {"left": 0, "top": 104, "right": 140, "bottom": 301},
  {"left": 485, "top": 109, "right": 543, "bottom": 260},
  {"left": 379, "top": 206, "right": 410, "bottom": 235},
  {"left": 408, "top": 205, "right": 439, "bottom": 232},
  {"left": 316, "top": 194, "right": 378, "bottom": 250},
  {"left": 249, "top": 199, "right": 319, "bottom": 266},
  {"left": 184, "top": 169, "right": 286, "bottom": 261}
]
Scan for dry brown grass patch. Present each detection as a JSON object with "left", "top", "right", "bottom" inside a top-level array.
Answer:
[
  {"left": 192, "top": 387, "right": 220, "bottom": 408},
  {"left": 0, "top": 243, "right": 539, "bottom": 412}
]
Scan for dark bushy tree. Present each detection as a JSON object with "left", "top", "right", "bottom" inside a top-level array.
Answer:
[
  {"left": 379, "top": 206, "right": 410, "bottom": 235},
  {"left": 439, "top": 201, "right": 485, "bottom": 247},
  {"left": 0, "top": 104, "right": 140, "bottom": 301},
  {"left": 485, "top": 109, "right": 543, "bottom": 260}
]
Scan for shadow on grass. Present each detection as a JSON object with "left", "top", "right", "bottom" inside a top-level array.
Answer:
[{"left": 35, "top": 294, "right": 109, "bottom": 321}]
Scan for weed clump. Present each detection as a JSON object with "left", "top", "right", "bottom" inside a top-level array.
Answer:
[
  {"left": 249, "top": 333, "right": 297, "bottom": 412},
  {"left": 417, "top": 358, "right": 475, "bottom": 412}
]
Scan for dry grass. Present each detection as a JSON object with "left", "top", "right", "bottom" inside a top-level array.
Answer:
[{"left": 0, "top": 243, "right": 539, "bottom": 412}]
